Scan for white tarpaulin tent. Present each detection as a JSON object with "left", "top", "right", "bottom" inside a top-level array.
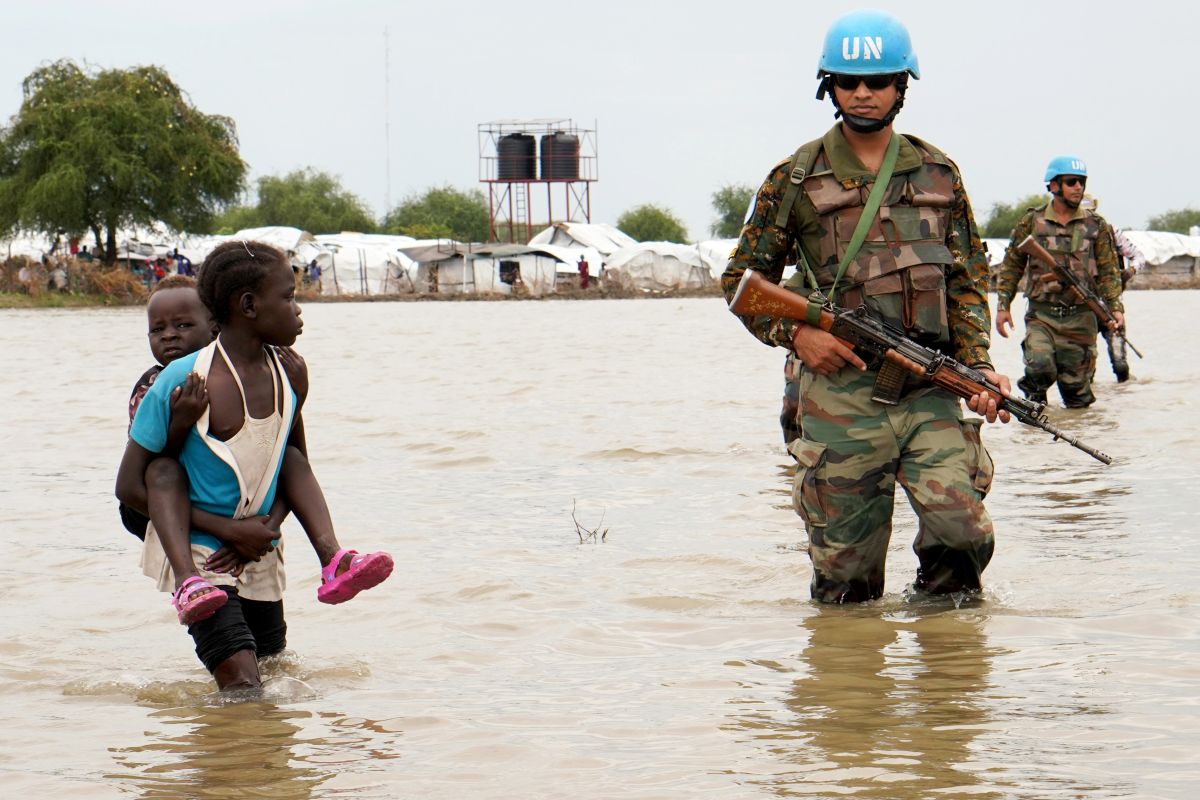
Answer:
[
  {"left": 396, "top": 240, "right": 571, "bottom": 296},
  {"left": 315, "top": 233, "right": 419, "bottom": 295},
  {"left": 528, "top": 222, "right": 636, "bottom": 257},
  {"left": 602, "top": 242, "right": 720, "bottom": 291},
  {"left": 229, "top": 226, "right": 330, "bottom": 270}
]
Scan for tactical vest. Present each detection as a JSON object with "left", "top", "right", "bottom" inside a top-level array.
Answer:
[
  {"left": 796, "top": 137, "right": 955, "bottom": 349},
  {"left": 1025, "top": 208, "right": 1101, "bottom": 305}
]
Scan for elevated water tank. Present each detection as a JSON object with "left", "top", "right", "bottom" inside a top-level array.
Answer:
[
  {"left": 497, "top": 133, "right": 536, "bottom": 180},
  {"left": 539, "top": 132, "right": 580, "bottom": 180}
]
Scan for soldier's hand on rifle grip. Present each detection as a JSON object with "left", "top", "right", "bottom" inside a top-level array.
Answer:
[
  {"left": 995, "top": 309, "right": 1014, "bottom": 339},
  {"left": 1109, "top": 311, "right": 1125, "bottom": 332},
  {"left": 790, "top": 324, "right": 867, "bottom": 376},
  {"left": 968, "top": 369, "right": 1012, "bottom": 424}
]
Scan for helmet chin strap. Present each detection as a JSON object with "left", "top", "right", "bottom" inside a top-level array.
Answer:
[
  {"left": 820, "top": 74, "right": 908, "bottom": 133},
  {"left": 1049, "top": 184, "right": 1081, "bottom": 210}
]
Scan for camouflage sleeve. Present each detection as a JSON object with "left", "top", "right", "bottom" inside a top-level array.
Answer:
[
  {"left": 720, "top": 159, "right": 799, "bottom": 348},
  {"left": 944, "top": 173, "right": 994, "bottom": 368},
  {"left": 994, "top": 212, "right": 1035, "bottom": 310},
  {"left": 1091, "top": 220, "right": 1124, "bottom": 313}
]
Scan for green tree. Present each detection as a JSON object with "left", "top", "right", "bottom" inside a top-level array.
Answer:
[
  {"left": 383, "top": 186, "right": 488, "bottom": 241},
  {"left": 616, "top": 204, "right": 689, "bottom": 243},
  {"left": 1146, "top": 208, "right": 1200, "bottom": 234},
  {"left": 710, "top": 183, "right": 754, "bottom": 238},
  {"left": 212, "top": 204, "right": 263, "bottom": 234},
  {"left": 0, "top": 60, "right": 245, "bottom": 262},
  {"left": 255, "top": 168, "right": 376, "bottom": 233},
  {"left": 981, "top": 193, "right": 1047, "bottom": 239}
]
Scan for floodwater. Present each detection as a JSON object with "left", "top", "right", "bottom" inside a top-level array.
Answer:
[{"left": 1, "top": 291, "right": 1197, "bottom": 799}]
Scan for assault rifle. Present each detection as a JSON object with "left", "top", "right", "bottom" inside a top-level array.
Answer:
[
  {"left": 729, "top": 269, "right": 1112, "bottom": 464},
  {"left": 1016, "top": 235, "right": 1143, "bottom": 359}
]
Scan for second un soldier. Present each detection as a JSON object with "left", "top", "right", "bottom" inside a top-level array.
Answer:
[{"left": 994, "top": 156, "right": 1125, "bottom": 407}]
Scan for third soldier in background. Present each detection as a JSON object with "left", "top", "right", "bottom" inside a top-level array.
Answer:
[{"left": 994, "top": 157, "right": 1125, "bottom": 407}]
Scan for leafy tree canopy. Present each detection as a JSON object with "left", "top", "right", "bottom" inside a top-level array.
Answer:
[
  {"left": 980, "top": 193, "right": 1048, "bottom": 239},
  {"left": 616, "top": 203, "right": 689, "bottom": 244},
  {"left": 1146, "top": 207, "right": 1200, "bottom": 234},
  {"left": 0, "top": 60, "right": 246, "bottom": 261},
  {"left": 255, "top": 168, "right": 376, "bottom": 234},
  {"left": 710, "top": 183, "right": 754, "bottom": 239},
  {"left": 212, "top": 204, "right": 263, "bottom": 235},
  {"left": 383, "top": 186, "right": 488, "bottom": 242}
]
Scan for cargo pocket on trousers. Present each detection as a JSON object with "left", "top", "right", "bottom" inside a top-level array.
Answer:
[
  {"left": 786, "top": 436, "right": 829, "bottom": 528},
  {"left": 958, "top": 418, "right": 994, "bottom": 498}
]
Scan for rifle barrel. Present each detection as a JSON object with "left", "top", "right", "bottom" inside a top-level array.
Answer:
[{"left": 1021, "top": 413, "right": 1113, "bottom": 465}]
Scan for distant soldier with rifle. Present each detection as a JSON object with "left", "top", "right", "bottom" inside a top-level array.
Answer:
[
  {"left": 722, "top": 10, "right": 1014, "bottom": 604},
  {"left": 1104, "top": 226, "right": 1145, "bottom": 381},
  {"left": 994, "top": 156, "right": 1126, "bottom": 407}
]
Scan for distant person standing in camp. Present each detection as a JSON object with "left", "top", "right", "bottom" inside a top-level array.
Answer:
[
  {"left": 577, "top": 255, "right": 590, "bottom": 290},
  {"left": 723, "top": 9, "right": 1009, "bottom": 603},
  {"left": 994, "top": 157, "right": 1124, "bottom": 406}
]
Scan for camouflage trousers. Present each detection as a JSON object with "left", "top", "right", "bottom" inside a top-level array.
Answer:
[
  {"left": 788, "top": 368, "right": 996, "bottom": 603},
  {"left": 781, "top": 352, "right": 803, "bottom": 445},
  {"left": 1018, "top": 304, "right": 1099, "bottom": 407},
  {"left": 1101, "top": 326, "right": 1130, "bottom": 383}
]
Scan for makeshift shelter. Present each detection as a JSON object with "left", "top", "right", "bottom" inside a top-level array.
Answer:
[
  {"left": 396, "top": 240, "right": 572, "bottom": 296},
  {"left": 602, "top": 242, "right": 719, "bottom": 292},
  {"left": 229, "top": 227, "right": 330, "bottom": 270},
  {"left": 315, "top": 233, "right": 419, "bottom": 295},
  {"left": 1122, "top": 231, "right": 1200, "bottom": 285},
  {"left": 527, "top": 222, "right": 636, "bottom": 257}
]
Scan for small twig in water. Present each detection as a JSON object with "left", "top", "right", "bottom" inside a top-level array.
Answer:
[{"left": 571, "top": 500, "right": 609, "bottom": 544}]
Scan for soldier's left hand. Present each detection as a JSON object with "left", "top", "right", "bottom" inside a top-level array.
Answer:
[
  {"left": 1109, "top": 311, "right": 1125, "bottom": 332},
  {"left": 969, "top": 369, "right": 1012, "bottom": 424}
]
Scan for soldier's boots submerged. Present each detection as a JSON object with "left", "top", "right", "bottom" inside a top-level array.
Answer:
[
  {"left": 810, "top": 572, "right": 885, "bottom": 604},
  {"left": 1059, "top": 383, "right": 1096, "bottom": 409},
  {"left": 914, "top": 543, "right": 992, "bottom": 596}
]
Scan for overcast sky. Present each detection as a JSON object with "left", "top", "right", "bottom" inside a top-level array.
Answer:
[{"left": 4, "top": 1, "right": 1193, "bottom": 239}]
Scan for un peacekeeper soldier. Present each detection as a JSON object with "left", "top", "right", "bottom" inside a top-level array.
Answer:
[
  {"left": 994, "top": 157, "right": 1125, "bottom": 407},
  {"left": 722, "top": 9, "right": 1012, "bottom": 604}
]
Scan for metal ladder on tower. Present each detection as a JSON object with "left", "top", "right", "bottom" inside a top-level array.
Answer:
[{"left": 512, "top": 184, "right": 528, "bottom": 243}]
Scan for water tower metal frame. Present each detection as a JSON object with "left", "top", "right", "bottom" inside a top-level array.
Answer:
[{"left": 478, "top": 118, "right": 598, "bottom": 243}]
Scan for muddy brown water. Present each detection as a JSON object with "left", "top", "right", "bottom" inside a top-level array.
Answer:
[{"left": 1, "top": 292, "right": 1196, "bottom": 798}]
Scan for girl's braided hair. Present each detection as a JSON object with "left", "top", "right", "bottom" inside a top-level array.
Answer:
[{"left": 196, "top": 240, "right": 288, "bottom": 324}]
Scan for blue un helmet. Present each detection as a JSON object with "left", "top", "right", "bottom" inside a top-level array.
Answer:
[
  {"left": 817, "top": 9, "right": 921, "bottom": 79},
  {"left": 1044, "top": 155, "right": 1087, "bottom": 183},
  {"left": 816, "top": 10, "right": 920, "bottom": 133}
]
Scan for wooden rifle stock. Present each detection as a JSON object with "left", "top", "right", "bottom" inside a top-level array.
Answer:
[{"left": 728, "top": 269, "right": 835, "bottom": 331}]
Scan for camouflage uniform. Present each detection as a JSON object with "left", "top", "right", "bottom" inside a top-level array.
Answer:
[
  {"left": 723, "top": 124, "right": 996, "bottom": 603},
  {"left": 995, "top": 205, "right": 1123, "bottom": 407}
]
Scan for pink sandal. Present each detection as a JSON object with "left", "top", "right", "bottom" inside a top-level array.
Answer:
[
  {"left": 317, "top": 548, "right": 394, "bottom": 604},
  {"left": 172, "top": 575, "right": 228, "bottom": 625}
]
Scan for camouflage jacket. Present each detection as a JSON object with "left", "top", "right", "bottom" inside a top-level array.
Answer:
[
  {"left": 995, "top": 205, "right": 1124, "bottom": 313},
  {"left": 722, "top": 124, "right": 994, "bottom": 369}
]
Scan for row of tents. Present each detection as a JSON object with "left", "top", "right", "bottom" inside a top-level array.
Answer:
[
  {"left": 2, "top": 223, "right": 736, "bottom": 296},
  {"left": 6, "top": 224, "right": 1200, "bottom": 296}
]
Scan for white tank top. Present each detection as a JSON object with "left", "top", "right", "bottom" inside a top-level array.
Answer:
[{"left": 215, "top": 337, "right": 282, "bottom": 495}]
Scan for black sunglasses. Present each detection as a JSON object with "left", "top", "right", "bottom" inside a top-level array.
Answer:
[
  {"left": 831, "top": 73, "right": 896, "bottom": 91},
  {"left": 1059, "top": 176, "right": 1087, "bottom": 188}
]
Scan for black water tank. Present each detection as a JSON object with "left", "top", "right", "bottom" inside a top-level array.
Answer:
[
  {"left": 497, "top": 133, "right": 536, "bottom": 180},
  {"left": 539, "top": 132, "right": 580, "bottom": 180}
]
